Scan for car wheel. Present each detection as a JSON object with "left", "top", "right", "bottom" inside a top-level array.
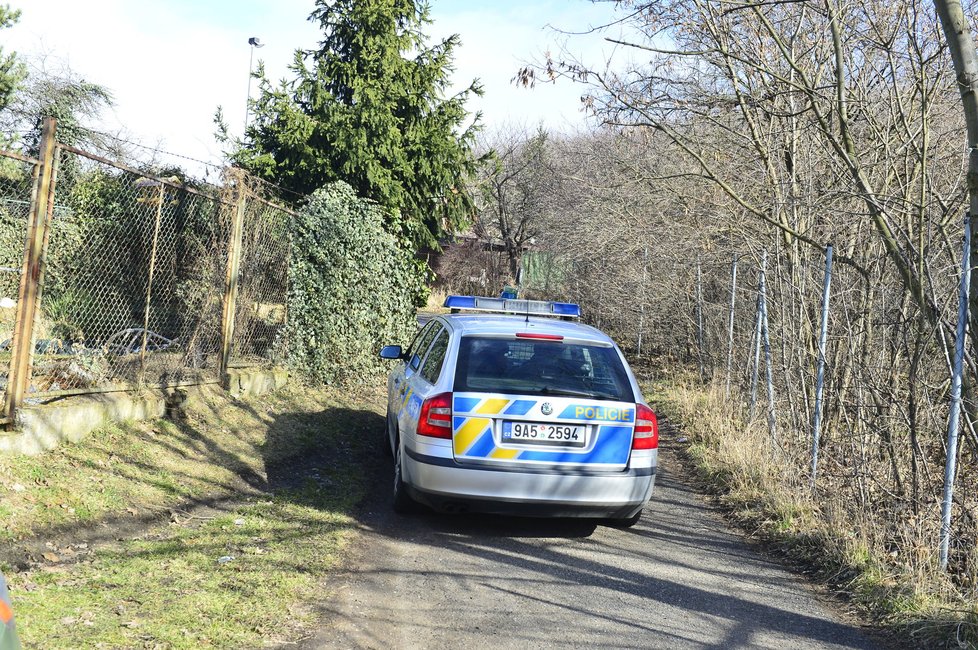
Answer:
[
  {"left": 606, "top": 509, "right": 642, "bottom": 528},
  {"left": 392, "top": 443, "right": 415, "bottom": 514}
]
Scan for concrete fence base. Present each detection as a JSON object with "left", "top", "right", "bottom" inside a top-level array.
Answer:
[
  {"left": 226, "top": 367, "right": 289, "bottom": 399},
  {"left": 0, "top": 368, "right": 289, "bottom": 456}
]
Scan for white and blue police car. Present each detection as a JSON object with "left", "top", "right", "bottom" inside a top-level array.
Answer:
[{"left": 379, "top": 295, "right": 658, "bottom": 526}]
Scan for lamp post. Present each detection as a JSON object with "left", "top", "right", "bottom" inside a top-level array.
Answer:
[{"left": 245, "top": 36, "right": 264, "bottom": 133}]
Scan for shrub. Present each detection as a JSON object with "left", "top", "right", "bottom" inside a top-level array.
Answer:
[{"left": 288, "top": 182, "right": 425, "bottom": 384}]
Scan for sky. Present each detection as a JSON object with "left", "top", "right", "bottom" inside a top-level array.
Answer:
[{"left": 4, "top": 0, "right": 630, "bottom": 175}]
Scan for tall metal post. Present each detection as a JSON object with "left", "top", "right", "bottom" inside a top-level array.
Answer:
[
  {"left": 811, "top": 244, "right": 834, "bottom": 489},
  {"left": 749, "top": 260, "right": 767, "bottom": 418},
  {"left": 696, "top": 258, "right": 706, "bottom": 382},
  {"left": 759, "top": 251, "right": 777, "bottom": 440},
  {"left": 725, "top": 253, "right": 739, "bottom": 399},
  {"left": 5, "top": 117, "right": 58, "bottom": 421},
  {"left": 637, "top": 247, "right": 648, "bottom": 358},
  {"left": 940, "top": 215, "right": 971, "bottom": 571},
  {"left": 220, "top": 177, "right": 247, "bottom": 382},
  {"left": 244, "top": 38, "right": 263, "bottom": 132}
]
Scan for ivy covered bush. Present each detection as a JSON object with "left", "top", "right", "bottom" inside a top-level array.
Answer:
[{"left": 288, "top": 182, "right": 426, "bottom": 384}]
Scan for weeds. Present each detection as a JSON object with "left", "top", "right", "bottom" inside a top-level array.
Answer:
[{"left": 651, "top": 375, "right": 978, "bottom": 649}]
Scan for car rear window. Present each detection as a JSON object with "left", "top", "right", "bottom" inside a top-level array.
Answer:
[{"left": 453, "top": 336, "right": 634, "bottom": 402}]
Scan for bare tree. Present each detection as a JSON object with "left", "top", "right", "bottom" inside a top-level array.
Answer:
[{"left": 472, "top": 126, "right": 562, "bottom": 282}]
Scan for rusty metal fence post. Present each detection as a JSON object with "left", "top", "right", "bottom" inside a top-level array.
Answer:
[
  {"left": 219, "top": 176, "right": 247, "bottom": 382},
  {"left": 5, "top": 117, "right": 58, "bottom": 420}
]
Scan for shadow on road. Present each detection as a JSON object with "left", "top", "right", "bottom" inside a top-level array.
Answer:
[{"left": 282, "top": 424, "right": 890, "bottom": 650}]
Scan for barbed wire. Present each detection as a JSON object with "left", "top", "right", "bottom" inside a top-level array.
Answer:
[
  {"left": 243, "top": 173, "right": 307, "bottom": 203},
  {"left": 74, "top": 125, "right": 226, "bottom": 173},
  {"left": 74, "top": 125, "right": 308, "bottom": 203}
]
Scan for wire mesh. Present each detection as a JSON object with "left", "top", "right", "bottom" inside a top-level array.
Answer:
[
  {"left": 0, "top": 150, "right": 36, "bottom": 408},
  {"left": 229, "top": 183, "right": 291, "bottom": 368},
  {"left": 0, "top": 135, "right": 294, "bottom": 410},
  {"left": 30, "top": 147, "right": 232, "bottom": 397}
]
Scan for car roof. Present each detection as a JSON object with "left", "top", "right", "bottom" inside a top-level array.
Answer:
[{"left": 437, "top": 313, "right": 615, "bottom": 344}]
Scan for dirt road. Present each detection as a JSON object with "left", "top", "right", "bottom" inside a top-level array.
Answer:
[{"left": 294, "top": 437, "right": 886, "bottom": 649}]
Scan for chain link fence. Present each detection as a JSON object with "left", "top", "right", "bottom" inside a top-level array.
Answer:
[
  {"left": 34, "top": 148, "right": 231, "bottom": 394},
  {"left": 230, "top": 173, "right": 291, "bottom": 368},
  {"left": 674, "top": 243, "right": 973, "bottom": 580},
  {"left": 0, "top": 120, "right": 295, "bottom": 419}
]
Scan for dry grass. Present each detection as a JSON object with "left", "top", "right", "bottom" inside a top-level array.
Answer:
[
  {"left": 424, "top": 287, "right": 451, "bottom": 313},
  {"left": 650, "top": 374, "right": 978, "bottom": 649}
]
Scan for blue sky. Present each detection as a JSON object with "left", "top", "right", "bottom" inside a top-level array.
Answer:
[{"left": 5, "top": 1, "right": 627, "bottom": 174}]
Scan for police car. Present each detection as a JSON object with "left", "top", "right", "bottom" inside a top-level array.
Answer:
[{"left": 379, "top": 295, "right": 658, "bottom": 526}]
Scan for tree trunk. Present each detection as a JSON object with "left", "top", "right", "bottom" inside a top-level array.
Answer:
[{"left": 934, "top": 0, "right": 978, "bottom": 341}]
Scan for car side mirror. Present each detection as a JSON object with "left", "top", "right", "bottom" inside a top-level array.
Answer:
[{"left": 379, "top": 345, "right": 405, "bottom": 360}]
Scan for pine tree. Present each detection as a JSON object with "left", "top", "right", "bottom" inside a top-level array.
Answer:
[
  {"left": 0, "top": 5, "right": 24, "bottom": 114},
  {"left": 234, "top": 0, "right": 482, "bottom": 249}
]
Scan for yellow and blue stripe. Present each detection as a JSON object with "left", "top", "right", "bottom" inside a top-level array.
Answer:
[{"left": 451, "top": 395, "right": 632, "bottom": 465}]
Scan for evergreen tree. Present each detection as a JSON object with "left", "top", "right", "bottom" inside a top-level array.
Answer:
[
  {"left": 0, "top": 5, "right": 24, "bottom": 114},
  {"left": 231, "top": 0, "right": 482, "bottom": 249}
]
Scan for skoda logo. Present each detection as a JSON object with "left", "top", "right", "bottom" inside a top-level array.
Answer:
[{"left": 541, "top": 402, "right": 553, "bottom": 415}]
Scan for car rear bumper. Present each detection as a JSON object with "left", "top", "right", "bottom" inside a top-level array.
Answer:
[{"left": 403, "top": 446, "right": 656, "bottom": 517}]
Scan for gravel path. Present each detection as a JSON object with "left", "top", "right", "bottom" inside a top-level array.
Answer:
[{"left": 294, "top": 437, "right": 889, "bottom": 649}]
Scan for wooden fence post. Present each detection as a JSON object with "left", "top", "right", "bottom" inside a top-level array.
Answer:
[
  {"left": 5, "top": 117, "right": 58, "bottom": 421},
  {"left": 139, "top": 182, "right": 165, "bottom": 384},
  {"left": 219, "top": 175, "right": 247, "bottom": 384}
]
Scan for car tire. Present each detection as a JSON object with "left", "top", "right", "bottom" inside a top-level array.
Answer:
[
  {"left": 392, "top": 443, "right": 416, "bottom": 514},
  {"left": 606, "top": 509, "right": 642, "bottom": 528}
]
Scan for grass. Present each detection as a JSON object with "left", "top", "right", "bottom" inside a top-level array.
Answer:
[
  {"left": 0, "top": 381, "right": 387, "bottom": 648},
  {"left": 424, "top": 287, "right": 451, "bottom": 313},
  {"left": 648, "top": 372, "right": 978, "bottom": 649}
]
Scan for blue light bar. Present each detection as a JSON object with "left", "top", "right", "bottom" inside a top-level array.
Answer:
[{"left": 443, "top": 295, "right": 581, "bottom": 318}]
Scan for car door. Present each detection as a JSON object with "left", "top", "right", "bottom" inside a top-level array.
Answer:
[
  {"left": 394, "top": 321, "right": 444, "bottom": 437},
  {"left": 389, "top": 321, "right": 436, "bottom": 407}
]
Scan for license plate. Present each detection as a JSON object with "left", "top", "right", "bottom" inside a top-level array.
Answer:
[{"left": 501, "top": 421, "right": 585, "bottom": 447}]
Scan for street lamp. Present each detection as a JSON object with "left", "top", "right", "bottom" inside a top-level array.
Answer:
[{"left": 245, "top": 36, "right": 264, "bottom": 133}]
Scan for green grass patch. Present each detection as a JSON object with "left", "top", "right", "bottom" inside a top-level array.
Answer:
[
  {"left": 16, "top": 495, "right": 356, "bottom": 647},
  {"left": 0, "top": 381, "right": 387, "bottom": 648}
]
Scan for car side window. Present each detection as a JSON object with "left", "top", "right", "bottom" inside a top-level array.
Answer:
[
  {"left": 409, "top": 322, "right": 441, "bottom": 371},
  {"left": 405, "top": 322, "right": 433, "bottom": 360},
  {"left": 404, "top": 322, "right": 433, "bottom": 370},
  {"left": 420, "top": 329, "right": 450, "bottom": 384}
]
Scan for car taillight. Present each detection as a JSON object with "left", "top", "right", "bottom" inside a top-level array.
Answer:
[
  {"left": 418, "top": 392, "right": 453, "bottom": 439},
  {"left": 633, "top": 403, "right": 659, "bottom": 450}
]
